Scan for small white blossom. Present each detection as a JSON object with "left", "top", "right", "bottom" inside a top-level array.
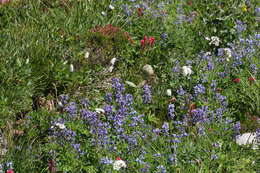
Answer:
[
  {"left": 108, "top": 66, "right": 114, "bottom": 72},
  {"left": 166, "top": 89, "right": 172, "bottom": 96},
  {"left": 110, "top": 58, "right": 117, "bottom": 65},
  {"left": 95, "top": 108, "right": 105, "bottom": 114},
  {"left": 70, "top": 64, "right": 74, "bottom": 72},
  {"left": 209, "top": 36, "right": 220, "bottom": 46},
  {"left": 181, "top": 66, "right": 192, "bottom": 76},
  {"left": 224, "top": 48, "right": 232, "bottom": 59},
  {"left": 109, "top": 4, "right": 115, "bottom": 10},
  {"left": 55, "top": 123, "right": 66, "bottom": 130},
  {"left": 113, "top": 159, "right": 127, "bottom": 170},
  {"left": 85, "top": 51, "right": 90, "bottom": 59},
  {"left": 101, "top": 11, "right": 107, "bottom": 16}
]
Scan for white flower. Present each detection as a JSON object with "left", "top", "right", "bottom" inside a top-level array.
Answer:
[
  {"left": 108, "top": 66, "right": 114, "bottom": 72},
  {"left": 70, "top": 64, "right": 74, "bottom": 72},
  {"left": 55, "top": 123, "right": 66, "bottom": 130},
  {"left": 85, "top": 51, "right": 90, "bottom": 59},
  {"left": 101, "top": 11, "right": 107, "bottom": 16},
  {"left": 235, "top": 132, "right": 259, "bottom": 150},
  {"left": 109, "top": 4, "right": 115, "bottom": 10},
  {"left": 125, "top": 81, "right": 137, "bottom": 88},
  {"left": 209, "top": 36, "right": 220, "bottom": 46},
  {"left": 166, "top": 89, "right": 172, "bottom": 96},
  {"left": 95, "top": 108, "right": 105, "bottom": 114},
  {"left": 110, "top": 58, "right": 117, "bottom": 65},
  {"left": 223, "top": 48, "right": 232, "bottom": 58},
  {"left": 181, "top": 66, "right": 192, "bottom": 76},
  {"left": 113, "top": 159, "right": 127, "bottom": 170}
]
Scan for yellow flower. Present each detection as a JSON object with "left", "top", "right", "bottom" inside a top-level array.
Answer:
[{"left": 242, "top": 4, "right": 247, "bottom": 12}]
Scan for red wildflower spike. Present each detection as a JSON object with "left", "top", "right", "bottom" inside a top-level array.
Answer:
[
  {"left": 140, "top": 39, "right": 146, "bottom": 48},
  {"left": 48, "top": 159, "right": 56, "bottom": 173},
  {"left": 149, "top": 37, "right": 155, "bottom": 47},
  {"left": 143, "top": 35, "right": 147, "bottom": 43},
  {"left": 188, "top": 0, "right": 192, "bottom": 6},
  {"left": 233, "top": 78, "right": 241, "bottom": 83},
  {"left": 248, "top": 76, "right": 255, "bottom": 85},
  {"left": 137, "top": 8, "right": 143, "bottom": 17},
  {"left": 7, "top": 169, "right": 14, "bottom": 173},
  {"left": 116, "top": 157, "right": 121, "bottom": 160}
]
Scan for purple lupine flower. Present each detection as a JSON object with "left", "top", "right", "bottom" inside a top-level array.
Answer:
[
  {"left": 235, "top": 20, "right": 247, "bottom": 34},
  {"left": 168, "top": 104, "right": 175, "bottom": 119},
  {"left": 162, "top": 122, "right": 169, "bottom": 135},
  {"left": 65, "top": 102, "right": 77, "bottom": 118},
  {"left": 105, "top": 93, "right": 113, "bottom": 103},
  {"left": 142, "top": 85, "right": 152, "bottom": 104},
  {"left": 207, "top": 61, "right": 214, "bottom": 70},
  {"left": 100, "top": 157, "right": 113, "bottom": 165},
  {"left": 211, "top": 154, "right": 218, "bottom": 160},
  {"left": 72, "top": 143, "right": 84, "bottom": 155},
  {"left": 215, "top": 93, "right": 228, "bottom": 107},
  {"left": 250, "top": 64, "right": 258, "bottom": 73},
  {"left": 198, "top": 125, "right": 205, "bottom": 136},
  {"left": 60, "top": 94, "right": 69, "bottom": 105},
  {"left": 161, "top": 32, "right": 167, "bottom": 40},
  {"left": 156, "top": 165, "right": 166, "bottom": 173},
  {"left": 194, "top": 84, "right": 206, "bottom": 96},
  {"left": 233, "top": 121, "right": 241, "bottom": 135},
  {"left": 216, "top": 108, "right": 223, "bottom": 122},
  {"left": 81, "top": 98, "right": 89, "bottom": 107},
  {"left": 191, "top": 108, "right": 207, "bottom": 124},
  {"left": 177, "top": 86, "right": 186, "bottom": 96},
  {"left": 168, "top": 153, "right": 177, "bottom": 165}
]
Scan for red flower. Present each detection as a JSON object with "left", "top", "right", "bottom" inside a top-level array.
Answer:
[
  {"left": 233, "top": 78, "right": 241, "bottom": 83},
  {"left": 149, "top": 37, "right": 155, "bottom": 47},
  {"left": 7, "top": 169, "right": 14, "bottom": 173},
  {"left": 140, "top": 39, "right": 146, "bottom": 48},
  {"left": 137, "top": 8, "right": 143, "bottom": 17},
  {"left": 116, "top": 157, "right": 121, "bottom": 160},
  {"left": 188, "top": 0, "right": 192, "bottom": 6},
  {"left": 143, "top": 35, "right": 147, "bottom": 43},
  {"left": 248, "top": 76, "right": 255, "bottom": 85},
  {"left": 48, "top": 159, "right": 56, "bottom": 173}
]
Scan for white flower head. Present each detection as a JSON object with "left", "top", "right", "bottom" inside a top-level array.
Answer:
[
  {"left": 109, "top": 4, "right": 115, "bottom": 10},
  {"left": 209, "top": 36, "right": 220, "bottom": 46},
  {"left": 166, "top": 89, "right": 172, "bottom": 96},
  {"left": 181, "top": 66, "right": 192, "bottom": 76},
  {"left": 110, "top": 58, "right": 117, "bottom": 65},
  {"left": 223, "top": 48, "right": 232, "bottom": 58},
  {"left": 113, "top": 158, "right": 126, "bottom": 170},
  {"left": 101, "top": 11, "right": 107, "bottom": 16},
  {"left": 70, "top": 64, "right": 74, "bottom": 72},
  {"left": 95, "top": 108, "right": 105, "bottom": 114},
  {"left": 55, "top": 123, "right": 66, "bottom": 130},
  {"left": 85, "top": 51, "right": 90, "bottom": 59},
  {"left": 108, "top": 66, "right": 114, "bottom": 72}
]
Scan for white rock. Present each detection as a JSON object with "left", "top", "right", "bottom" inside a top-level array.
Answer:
[
  {"left": 142, "top": 64, "right": 154, "bottom": 76},
  {"left": 235, "top": 132, "right": 259, "bottom": 150},
  {"left": 125, "top": 81, "right": 137, "bottom": 88}
]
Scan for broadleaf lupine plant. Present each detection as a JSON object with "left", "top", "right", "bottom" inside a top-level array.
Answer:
[{"left": 45, "top": 78, "right": 249, "bottom": 172}]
